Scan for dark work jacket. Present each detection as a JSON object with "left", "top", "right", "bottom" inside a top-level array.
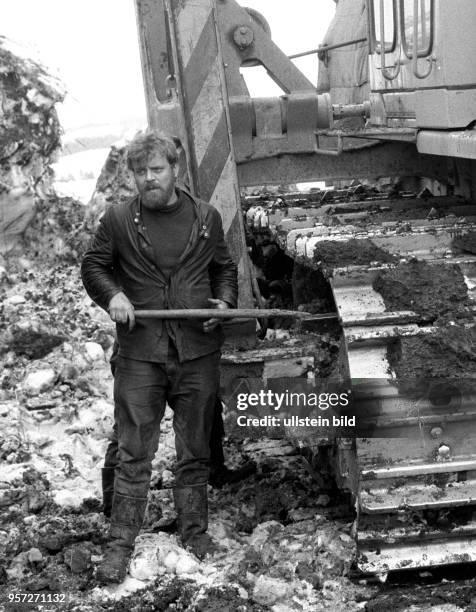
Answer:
[{"left": 81, "top": 188, "right": 238, "bottom": 362}]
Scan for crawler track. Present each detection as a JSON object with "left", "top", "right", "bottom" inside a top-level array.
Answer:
[{"left": 246, "top": 190, "right": 476, "bottom": 574}]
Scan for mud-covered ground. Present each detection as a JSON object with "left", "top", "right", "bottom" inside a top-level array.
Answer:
[
  {"left": 2, "top": 202, "right": 476, "bottom": 611},
  {"left": 0, "top": 243, "right": 367, "bottom": 611}
]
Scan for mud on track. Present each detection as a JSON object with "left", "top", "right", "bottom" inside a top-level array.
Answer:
[{"left": 374, "top": 260, "right": 473, "bottom": 323}]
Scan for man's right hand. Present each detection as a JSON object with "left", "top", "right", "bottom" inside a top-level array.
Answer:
[{"left": 108, "top": 292, "right": 135, "bottom": 330}]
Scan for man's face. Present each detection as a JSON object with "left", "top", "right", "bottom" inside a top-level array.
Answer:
[{"left": 132, "top": 151, "right": 178, "bottom": 210}]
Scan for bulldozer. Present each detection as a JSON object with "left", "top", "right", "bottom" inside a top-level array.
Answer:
[{"left": 133, "top": 0, "right": 476, "bottom": 574}]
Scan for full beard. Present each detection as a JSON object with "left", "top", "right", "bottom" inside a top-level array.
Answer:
[{"left": 141, "top": 184, "right": 176, "bottom": 210}]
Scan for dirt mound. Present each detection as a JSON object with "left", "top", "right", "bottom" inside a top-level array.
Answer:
[
  {"left": 23, "top": 194, "right": 91, "bottom": 263},
  {"left": 0, "top": 38, "right": 64, "bottom": 253}
]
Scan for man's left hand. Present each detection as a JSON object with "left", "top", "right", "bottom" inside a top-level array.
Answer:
[{"left": 203, "top": 298, "right": 229, "bottom": 333}]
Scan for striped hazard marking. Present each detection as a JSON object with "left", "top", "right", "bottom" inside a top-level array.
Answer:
[{"left": 172, "top": 0, "right": 252, "bottom": 307}]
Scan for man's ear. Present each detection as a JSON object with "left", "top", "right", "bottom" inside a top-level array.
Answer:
[{"left": 173, "top": 163, "right": 179, "bottom": 179}]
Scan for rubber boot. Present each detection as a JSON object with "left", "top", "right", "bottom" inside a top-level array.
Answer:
[
  {"left": 96, "top": 493, "right": 147, "bottom": 584},
  {"left": 173, "top": 485, "right": 218, "bottom": 560},
  {"left": 101, "top": 467, "right": 115, "bottom": 518}
]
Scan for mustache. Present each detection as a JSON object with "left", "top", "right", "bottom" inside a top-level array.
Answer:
[{"left": 145, "top": 183, "right": 161, "bottom": 191}]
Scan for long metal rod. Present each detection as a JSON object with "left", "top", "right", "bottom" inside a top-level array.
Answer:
[
  {"left": 134, "top": 308, "right": 338, "bottom": 320},
  {"left": 288, "top": 38, "right": 367, "bottom": 59}
]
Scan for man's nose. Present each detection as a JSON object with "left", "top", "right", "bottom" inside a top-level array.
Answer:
[{"left": 145, "top": 168, "right": 155, "bottom": 181}]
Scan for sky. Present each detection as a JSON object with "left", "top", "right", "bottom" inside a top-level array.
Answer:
[{"left": 1, "top": 1, "right": 336, "bottom": 134}]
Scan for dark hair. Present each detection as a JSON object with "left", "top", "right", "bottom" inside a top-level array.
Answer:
[{"left": 126, "top": 129, "right": 178, "bottom": 170}]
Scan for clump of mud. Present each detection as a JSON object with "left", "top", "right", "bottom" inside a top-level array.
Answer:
[
  {"left": 215, "top": 461, "right": 347, "bottom": 533},
  {"left": 3, "top": 327, "right": 66, "bottom": 360},
  {"left": 388, "top": 325, "right": 476, "bottom": 396},
  {"left": 373, "top": 260, "right": 472, "bottom": 323},
  {"left": 194, "top": 586, "right": 266, "bottom": 612},
  {"left": 314, "top": 239, "right": 396, "bottom": 270},
  {"left": 63, "top": 578, "right": 196, "bottom": 611}
]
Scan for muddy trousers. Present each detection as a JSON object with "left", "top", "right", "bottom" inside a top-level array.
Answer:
[
  {"left": 112, "top": 348, "right": 221, "bottom": 500},
  {"left": 103, "top": 351, "right": 225, "bottom": 517},
  {"left": 103, "top": 395, "right": 225, "bottom": 482}
]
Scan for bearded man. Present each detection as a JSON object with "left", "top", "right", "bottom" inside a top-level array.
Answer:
[{"left": 81, "top": 130, "right": 237, "bottom": 583}]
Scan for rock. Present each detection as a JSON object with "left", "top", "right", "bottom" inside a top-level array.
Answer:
[
  {"left": 209, "top": 519, "right": 239, "bottom": 543},
  {"left": 72, "top": 353, "right": 89, "bottom": 371},
  {"left": 2, "top": 351, "right": 15, "bottom": 367},
  {"left": 23, "top": 368, "right": 56, "bottom": 394},
  {"left": 27, "top": 548, "right": 43, "bottom": 564},
  {"left": 252, "top": 575, "right": 289, "bottom": 606},
  {"left": 63, "top": 544, "right": 92, "bottom": 574},
  {"left": 59, "top": 364, "right": 79, "bottom": 383},
  {"left": 18, "top": 257, "right": 33, "bottom": 269},
  {"left": 84, "top": 402, "right": 114, "bottom": 439},
  {"left": 175, "top": 555, "right": 199, "bottom": 576},
  {"left": 274, "top": 330, "right": 291, "bottom": 341},
  {"left": 202, "top": 564, "right": 218, "bottom": 576},
  {"left": 6, "top": 552, "right": 29, "bottom": 580},
  {"left": 84, "top": 341, "right": 105, "bottom": 361},
  {"left": 272, "top": 605, "right": 299, "bottom": 612},
  {"left": 322, "top": 579, "right": 344, "bottom": 600},
  {"left": 248, "top": 521, "right": 284, "bottom": 548},
  {"left": 98, "top": 575, "right": 149, "bottom": 599},
  {"left": 161, "top": 469, "right": 174, "bottom": 487},
  {"left": 53, "top": 489, "right": 85, "bottom": 509},
  {"left": 163, "top": 550, "right": 180, "bottom": 573},
  {"left": 39, "top": 534, "right": 66, "bottom": 553},
  {"left": 6, "top": 295, "right": 26, "bottom": 305},
  {"left": 93, "top": 330, "right": 115, "bottom": 351},
  {"left": 237, "top": 586, "right": 248, "bottom": 600},
  {"left": 75, "top": 376, "right": 96, "bottom": 395},
  {"left": 339, "top": 533, "right": 353, "bottom": 545},
  {"left": 62, "top": 342, "right": 74, "bottom": 354},
  {"left": 24, "top": 576, "right": 50, "bottom": 591},
  {"left": 25, "top": 489, "right": 48, "bottom": 513}
]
